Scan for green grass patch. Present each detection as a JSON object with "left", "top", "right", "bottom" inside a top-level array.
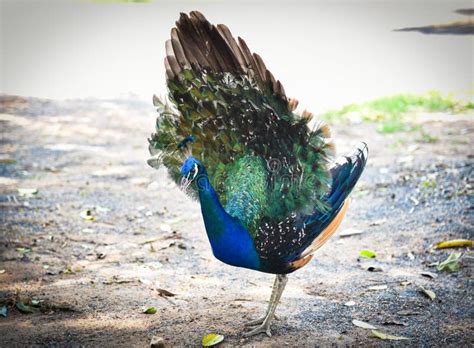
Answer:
[
  {"left": 321, "top": 91, "right": 473, "bottom": 133},
  {"left": 422, "top": 179, "right": 437, "bottom": 190}
]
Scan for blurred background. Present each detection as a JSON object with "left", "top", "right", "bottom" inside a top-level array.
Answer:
[{"left": 1, "top": 0, "right": 472, "bottom": 113}]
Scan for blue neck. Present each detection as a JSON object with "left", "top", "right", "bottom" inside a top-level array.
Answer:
[{"left": 196, "top": 173, "right": 260, "bottom": 271}]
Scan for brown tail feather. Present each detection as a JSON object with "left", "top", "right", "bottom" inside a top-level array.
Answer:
[
  {"left": 288, "top": 254, "right": 313, "bottom": 272},
  {"left": 216, "top": 24, "right": 247, "bottom": 72},
  {"left": 171, "top": 28, "right": 191, "bottom": 69},
  {"left": 169, "top": 11, "right": 287, "bottom": 99}
]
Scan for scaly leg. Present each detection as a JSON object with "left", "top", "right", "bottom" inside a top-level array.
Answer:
[
  {"left": 244, "top": 275, "right": 281, "bottom": 327},
  {"left": 243, "top": 274, "right": 288, "bottom": 337}
]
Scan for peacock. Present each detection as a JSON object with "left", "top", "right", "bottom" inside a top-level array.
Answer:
[{"left": 148, "top": 11, "right": 368, "bottom": 337}]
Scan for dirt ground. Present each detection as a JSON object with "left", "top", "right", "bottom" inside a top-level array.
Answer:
[{"left": 0, "top": 95, "right": 473, "bottom": 347}]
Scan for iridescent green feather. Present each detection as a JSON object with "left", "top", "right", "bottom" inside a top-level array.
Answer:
[
  {"left": 224, "top": 156, "right": 267, "bottom": 237},
  {"left": 149, "top": 69, "right": 332, "bottom": 236}
]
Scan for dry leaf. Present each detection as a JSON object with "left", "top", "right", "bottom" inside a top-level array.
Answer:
[
  {"left": 18, "top": 188, "right": 38, "bottom": 198},
  {"left": 371, "top": 329, "right": 410, "bottom": 340},
  {"left": 31, "top": 299, "right": 43, "bottom": 307},
  {"left": 202, "top": 333, "right": 224, "bottom": 347},
  {"left": 369, "top": 219, "right": 387, "bottom": 226},
  {"left": 421, "top": 272, "right": 437, "bottom": 279},
  {"left": 103, "top": 276, "right": 135, "bottom": 284},
  {"left": 16, "top": 302, "right": 34, "bottom": 314},
  {"left": 156, "top": 288, "right": 175, "bottom": 297},
  {"left": 382, "top": 320, "right": 408, "bottom": 326},
  {"left": 419, "top": 286, "right": 436, "bottom": 301},
  {"left": 435, "top": 239, "right": 472, "bottom": 249},
  {"left": 367, "top": 266, "right": 383, "bottom": 272},
  {"left": 367, "top": 285, "right": 388, "bottom": 291},
  {"left": 141, "top": 237, "right": 160, "bottom": 245},
  {"left": 16, "top": 247, "right": 32, "bottom": 254},
  {"left": 79, "top": 209, "right": 94, "bottom": 221},
  {"left": 0, "top": 158, "right": 16, "bottom": 165},
  {"left": 339, "top": 228, "right": 363, "bottom": 237},
  {"left": 359, "top": 249, "right": 377, "bottom": 258},
  {"left": 143, "top": 306, "right": 157, "bottom": 314},
  {"left": 437, "top": 252, "right": 462, "bottom": 272},
  {"left": 397, "top": 310, "right": 420, "bottom": 316},
  {"left": 352, "top": 319, "right": 377, "bottom": 329}
]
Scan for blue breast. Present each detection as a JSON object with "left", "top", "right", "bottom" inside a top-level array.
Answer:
[{"left": 197, "top": 175, "right": 261, "bottom": 271}]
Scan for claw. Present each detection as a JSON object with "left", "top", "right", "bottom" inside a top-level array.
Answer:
[
  {"left": 243, "top": 323, "right": 272, "bottom": 337},
  {"left": 244, "top": 313, "right": 279, "bottom": 326},
  {"left": 244, "top": 316, "right": 266, "bottom": 327}
]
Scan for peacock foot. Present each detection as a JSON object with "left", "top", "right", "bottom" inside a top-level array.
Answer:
[
  {"left": 244, "top": 314, "right": 279, "bottom": 326},
  {"left": 243, "top": 275, "right": 287, "bottom": 337},
  {"left": 243, "top": 321, "right": 272, "bottom": 337},
  {"left": 244, "top": 316, "right": 266, "bottom": 327}
]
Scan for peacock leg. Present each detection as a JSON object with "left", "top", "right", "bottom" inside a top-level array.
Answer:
[
  {"left": 243, "top": 274, "right": 288, "bottom": 337},
  {"left": 244, "top": 275, "right": 281, "bottom": 326}
]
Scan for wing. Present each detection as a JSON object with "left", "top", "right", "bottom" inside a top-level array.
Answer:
[{"left": 148, "top": 11, "right": 334, "bottom": 233}]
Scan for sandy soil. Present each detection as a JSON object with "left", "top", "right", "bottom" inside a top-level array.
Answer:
[{"left": 0, "top": 95, "right": 473, "bottom": 347}]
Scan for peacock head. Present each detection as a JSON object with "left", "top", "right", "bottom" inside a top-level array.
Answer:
[
  {"left": 180, "top": 156, "right": 204, "bottom": 191},
  {"left": 178, "top": 135, "right": 205, "bottom": 190}
]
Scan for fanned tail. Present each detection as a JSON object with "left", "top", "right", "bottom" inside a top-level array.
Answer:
[
  {"left": 256, "top": 142, "right": 368, "bottom": 273},
  {"left": 298, "top": 142, "right": 368, "bottom": 259},
  {"left": 149, "top": 11, "right": 334, "bottom": 227}
]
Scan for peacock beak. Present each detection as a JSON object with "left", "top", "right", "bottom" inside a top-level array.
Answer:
[
  {"left": 180, "top": 173, "right": 193, "bottom": 191},
  {"left": 180, "top": 164, "right": 198, "bottom": 191}
]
